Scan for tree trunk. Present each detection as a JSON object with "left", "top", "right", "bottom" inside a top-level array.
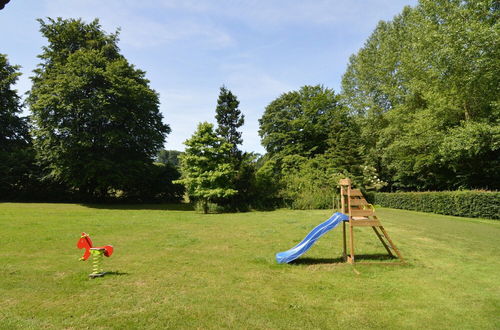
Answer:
[
  {"left": 464, "top": 102, "right": 470, "bottom": 121},
  {"left": 203, "top": 200, "right": 208, "bottom": 214}
]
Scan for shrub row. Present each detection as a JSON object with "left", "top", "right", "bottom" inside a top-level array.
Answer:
[{"left": 369, "top": 191, "right": 500, "bottom": 220}]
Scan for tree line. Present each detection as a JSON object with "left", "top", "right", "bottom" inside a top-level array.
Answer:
[
  {"left": 177, "top": 0, "right": 499, "bottom": 211},
  {"left": 1, "top": 0, "right": 498, "bottom": 210}
]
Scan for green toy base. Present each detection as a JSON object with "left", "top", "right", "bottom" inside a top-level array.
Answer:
[{"left": 89, "top": 272, "right": 106, "bottom": 278}]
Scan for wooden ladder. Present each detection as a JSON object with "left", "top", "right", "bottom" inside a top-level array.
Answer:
[{"left": 339, "top": 178, "right": 404, "bottom": 264}]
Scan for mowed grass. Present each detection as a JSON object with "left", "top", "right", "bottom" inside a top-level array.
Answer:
[{"left": 0, "top": 203, "right": 499, "bottom": 329}]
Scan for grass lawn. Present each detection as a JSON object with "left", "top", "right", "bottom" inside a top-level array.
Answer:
[{"left": 0, "top": 203, "right": 498, "bottom": 329}]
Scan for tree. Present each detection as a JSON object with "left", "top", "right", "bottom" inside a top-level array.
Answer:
[
  {"left": 253, "top": 156, "right": 282, "bottom": 209},
  {"left": 341, "top": 0, "right": 500, "bottom": 190},
  {"left": 28, "top": 18, "right": 170, "bottom": 200},
  {"left": 258, "top": 85, "right": 372, "bottom": 209},
  {"left": 324, "top": 110, "right": 365, "bottom": 178},
  {"left": 175, "top": 122, "right": 237, "bottom": 213},
  {"left": 215, "top": 86, "right": 244, "bottom": 159},
  {"left": 0, "top": 54, "right": 27, "bottom": 148},
  {"left": 214, "top": 86, "right": 257, "bottom": 210},
  {"left": 279, "top": 154, "right": 344, "bottom": 209},
  {"left": 258, "top": 85, "right": 361, "bottom": 179},
  {"left": 0, "top": 54, "right": 31, "bottom": 199},
  {"left": 120, "top": 162, "right": 185, "bottom": 202},
  {"left": 439, "top": 122, "right": 500, "bottom": 189},
  {"left": 0, "top": 0, "right": 11, "bottom": 10},
  {"left": 259, "top": 85, "right": 345, "bottom": 160},
  {"left": 157, "top": 149, "right": 182, "bottom": 167}
]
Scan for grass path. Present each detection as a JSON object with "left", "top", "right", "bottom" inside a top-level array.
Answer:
[{"left": 0, "top": 203, "right": 499, "bottom": 329}]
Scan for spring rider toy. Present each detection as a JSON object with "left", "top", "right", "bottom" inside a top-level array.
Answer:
[{"left": 77, "top": 232, "right": 114, "bottom": 278}]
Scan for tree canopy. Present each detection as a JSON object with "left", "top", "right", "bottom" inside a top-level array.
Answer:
[
  {"left": 341, "top": 0, "right": 500, "bottom": 190},
  {"left": 259, "top": 85, "right": 347, "bottom": 159},
  {"left": 176, "top": 122, "right": 237, "bottom": 213},
  {"left": 0, "top": 0, "right": 10, "bottom": 10},
  {"left": 157, "top": 149, "right": 183, "bottom": 167},
  {"left": 0, "top": 54, "right": 32, "bottom": 199},
  {"left": 256, "top": 85, "right": 373, "bottom": 209},
  {"left": 28, "top": 18, "right": 170, "bottom": 199},
  {"left": 0, "top": 54, "right": 28, "bottom": 149}
]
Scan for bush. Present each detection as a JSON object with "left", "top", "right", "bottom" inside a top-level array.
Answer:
[
  {"left": 279, "top": 155, "right": 344, "bottom": 210},
  {"left": 372, "top": 191, "right": 500, "bottom": 220},
  {"left": 277, "top": 154, "right": 386, "bottom": 210},
  {"left": 250, "top": 158, "right": 283, "bottom": 210},
  {"left": 119, "top": 163, "right": 185, "bottom": 203}
]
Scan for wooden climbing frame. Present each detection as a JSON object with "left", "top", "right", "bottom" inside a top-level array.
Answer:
[{"left": 339, "top": 178, "right": 405, "bottom": 265}]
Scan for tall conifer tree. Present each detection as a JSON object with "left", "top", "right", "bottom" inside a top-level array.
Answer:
[{"left": 215, "top": 86, "right": 244, "bottom": 160}]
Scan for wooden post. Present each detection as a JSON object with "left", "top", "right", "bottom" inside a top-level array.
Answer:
[
  {"left": 339, "top": 179, "right": 355, "bottom": 264},
  {"left": 340, "top": 182, "right": 347, "bottom": 261},
  {"left": 348, "top": 225, "right": 354, "bottom": 264},
  {"left": 342, "top": 220, "right": 347, "bottom": 261},
  {"left": 347, "top": 180, "right": 355, "bottom": 263}
]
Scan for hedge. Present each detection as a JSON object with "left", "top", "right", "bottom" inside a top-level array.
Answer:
[{"left": 368, "top": 191, "right": 500, "bottom": 220}]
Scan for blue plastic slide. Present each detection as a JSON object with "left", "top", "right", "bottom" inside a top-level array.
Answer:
[{"left": 276, "top": 212, "right": 349, "bottom": 264}]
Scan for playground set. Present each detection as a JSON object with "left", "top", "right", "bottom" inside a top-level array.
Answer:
[
  {"left": 276, "top": 178, "right": 404, "bottom": 264},
  {"left": 76, "top": 178, "right": 403, "bottom": 277},
  {"left": 77, "top": 232, "right": 114, "bottom": 278}
]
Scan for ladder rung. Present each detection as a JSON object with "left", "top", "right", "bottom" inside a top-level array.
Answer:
[
  {"left": 349, "top": 189, "right": 364, "bottom": 196},
  {"left": 349, "top": 199, "right": 369, "bottom": 206},
  {"left": 351, "top": 209, "right": 374, "bottom": 217}
]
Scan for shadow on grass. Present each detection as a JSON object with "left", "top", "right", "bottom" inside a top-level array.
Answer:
[
  {"left": 291, "top": 257, "right": 344, "bottom": 265},
  {"left": 291, "top": 254, "right": 396, "bottom": 265},
  {"left": 80, "top": 203, "right": 194, "bottom": 211},
  {"left": 105, "top": 271, "right": 129, "bottom": 276},
  {"left": 354, "top": 253, "right": 397, "bottom": 261}
]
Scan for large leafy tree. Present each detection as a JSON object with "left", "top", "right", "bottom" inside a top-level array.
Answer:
[
  {"left": 176, "top": 122, "right": 237, "bottom": 213},
  {"left": 439, "top": 122, "right": 499, "bottom": 189},
  {"left": 341, "top": 0, "right": 500, "bottom": 190},
  {"left": 259, "top": 85, "right": 364, "bottom": 174},
  {"left": 28, "top": 18, "right": 170, "bottom": 199},
  {"left": 0, "top": 54, "right": 27, "bottom": 147},
  {"left": 0, "top": 0, "right": 11, "bottom": 10},
  {"left": 215, "top": 86, "right": 244, "bottom": 159},
  {"left": 258, "top": 85, "right": 372, "bottom": 209},
  {"left": 0, "top": 54, "right": 32, "bottom": 199},
  {"left": 259, "top": 85, "right": 346, "bottom": 159}
]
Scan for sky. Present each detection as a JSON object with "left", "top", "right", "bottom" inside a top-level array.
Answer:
[{"left": 0, "top": 0, "right": 417, "bottom": 154}]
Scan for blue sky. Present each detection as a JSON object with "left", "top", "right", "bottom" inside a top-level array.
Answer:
[{"left": 1, "top": 0, "right": 416, "bottom": 153}]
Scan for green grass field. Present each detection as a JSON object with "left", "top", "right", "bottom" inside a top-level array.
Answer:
[{"left": 0, "top": 203, "right": 498, "bottom": 329}]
